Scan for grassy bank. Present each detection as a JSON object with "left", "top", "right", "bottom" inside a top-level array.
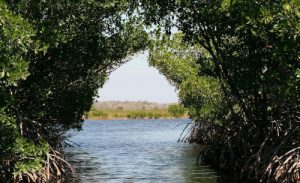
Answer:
[
  {"left": 86, "top": 108, "right": 187, "bottom": 120},
  {"left": 86, "top": 101, "right": 188, "bottom": 120}
]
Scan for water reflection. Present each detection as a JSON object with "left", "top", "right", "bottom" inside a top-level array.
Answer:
[
  {"left": 64, "top": 149, "right": 107, "bottom": 182},
  {"left": 64, "top": 120, "right": 224, "bottom": 183}
]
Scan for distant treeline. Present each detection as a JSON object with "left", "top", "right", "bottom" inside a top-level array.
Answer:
[
  {"left": 93, "top": 101, "right": 171, "bottom": 110},
  {"left": 87, "top": 103, "right": 187, "bottom": 119}
]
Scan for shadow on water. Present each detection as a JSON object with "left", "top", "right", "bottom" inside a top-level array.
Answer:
[
  {"left": 63, "top": 120, "right": 237, "bottom": 183},
  {"left": 63, "top": 149, "right": 108, "bottom": 182}
]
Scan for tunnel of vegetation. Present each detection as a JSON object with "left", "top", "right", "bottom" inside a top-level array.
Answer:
[{"left": 1, "top": 0, "right": 300, "bottom": 183}]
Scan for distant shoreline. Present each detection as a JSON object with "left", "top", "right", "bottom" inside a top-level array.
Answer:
[
  {"left": 86, "top": 116, "right": 189, "bottom": 120},
  {"left": 88, "top": 101, "right": 187, "bottom": 120}
]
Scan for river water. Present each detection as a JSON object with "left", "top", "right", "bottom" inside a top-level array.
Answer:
[{"left": 64, "top": 119, "right": 225, "bottom": 183}]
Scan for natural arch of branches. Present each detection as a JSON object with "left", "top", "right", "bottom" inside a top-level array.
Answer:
[{"left": 1, "top": 1, "right": 299, "bottom": 183}]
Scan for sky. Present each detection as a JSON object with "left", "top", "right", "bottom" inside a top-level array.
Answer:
[{"left": 97, "top": 53, "right": 179, "bottom": 103}]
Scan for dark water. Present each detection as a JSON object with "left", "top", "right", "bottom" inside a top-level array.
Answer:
[{"left": 64, "top": 119, "right": 223, "bottom": 183}]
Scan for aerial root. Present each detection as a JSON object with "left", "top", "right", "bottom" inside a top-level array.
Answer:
[
  {"left": 262, "top": 147, "right": 300, "bottom": 183},
  {"left": 11, "top": 147, "right": 75, "bottom": 183}
]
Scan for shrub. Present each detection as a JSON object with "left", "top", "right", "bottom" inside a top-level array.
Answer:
[{"left": 168, "top": 104, "right": 185, "bottom": 118}]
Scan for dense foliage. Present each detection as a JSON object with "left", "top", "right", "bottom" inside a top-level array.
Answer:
[
  {"left": 0, "top": 2, "right": 49, "bottom": 181},
  {"left": 168, "top": 104, "right": 186, "bottom": 118},
  {"left": 1, "top": 0, "right": 299, "bottom": 182},
  {"left": 1, "top": 0, "right": 147, "bottom": 182},
  {"left": 149, "top": 33, "right": 224, "bottom": 122},
  {"left": 146, "top": 0, "right": 300, "bottom": 182}
]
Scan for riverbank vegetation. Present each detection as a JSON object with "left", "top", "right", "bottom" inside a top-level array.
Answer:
[
  {"left": 142, "top": 1, "right": 300, "bottom": 182},
  {"left": 1, "top": 0, "right": 299, "bottom": 183},
  {"left": 87, "top": 104, "right": 186, "bottom": 120},
  {"left": 88, "top": 108, "right": 172, "bottom": 119},
  {"left": 1, "top": 0, "right": 147, "bottom": 182}
]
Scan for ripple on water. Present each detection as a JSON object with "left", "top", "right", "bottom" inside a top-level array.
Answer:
[{"left": 64, "top": 119, "right": 224, "bottom": 183}]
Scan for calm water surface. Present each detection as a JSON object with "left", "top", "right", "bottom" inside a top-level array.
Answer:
[{"left": 64, "top": 119, "right": 225, "bottom": 183}]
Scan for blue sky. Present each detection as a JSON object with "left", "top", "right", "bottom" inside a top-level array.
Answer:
[{"left": 97, "top": 53, "right": 179, "bottom": 103}]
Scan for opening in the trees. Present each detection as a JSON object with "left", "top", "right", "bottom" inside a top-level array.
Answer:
[
  {"left": 88, "top": 53, "right": 182, "bottom": 120},
  {"left": 97, "top": 53, "right": 179, "bottom": 103}
]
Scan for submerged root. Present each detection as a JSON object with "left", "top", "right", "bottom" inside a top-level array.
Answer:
[{"left": 184, "top": 119, "right": 300, "bottom": 183}]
